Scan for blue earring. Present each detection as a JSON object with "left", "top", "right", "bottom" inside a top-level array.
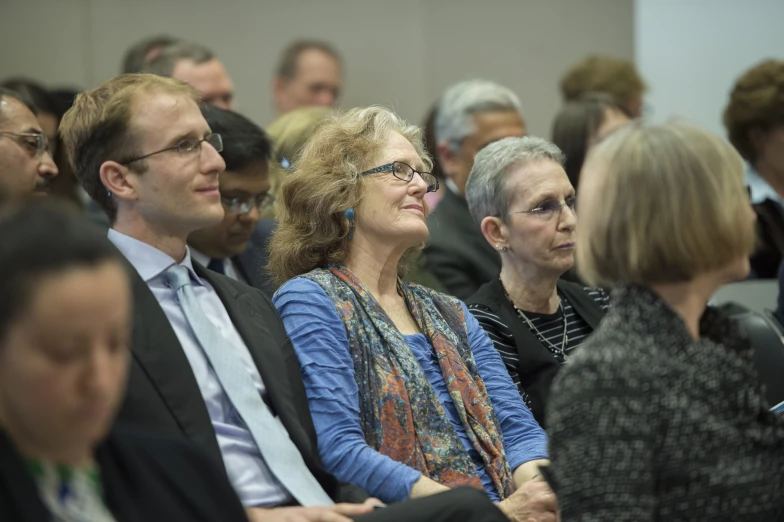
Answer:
[{"left": 344, "top": 208, "right": 355, "bottom": 239}]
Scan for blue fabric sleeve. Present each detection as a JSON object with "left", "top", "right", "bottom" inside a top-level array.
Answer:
[
  {"left": 462, "top": 302, "right": 550, "bottom": 470},
  {"left": 272, "top": 278, "right": 423, "bottom": 503}
]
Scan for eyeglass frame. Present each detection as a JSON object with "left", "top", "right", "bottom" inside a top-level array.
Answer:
[
  {"left": 507, "top": 195, "right": 577, "bottom": 220},
  {"left": 220, "top": 192, "right": 275, "bottom": 215},
  {"left": 359, "top": 161, "right": 440, "bottom": 193},
  {"left": 120, "top": 133, "right": 223, "bottom": 165},
  {"left": 0, "top": 131, "right": 49, "bottom": 157}
]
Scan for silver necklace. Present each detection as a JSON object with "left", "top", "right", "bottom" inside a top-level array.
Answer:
[{"left": 500, "top": 278, "right": 569, "bottom": 362}]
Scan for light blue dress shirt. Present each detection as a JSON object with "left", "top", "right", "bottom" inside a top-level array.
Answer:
[
  {"left": 108, "top": 229, "right": 293, "bottom": 508},
  {"left": 273, "top": 278, "right": 549, "bottom": 503}
]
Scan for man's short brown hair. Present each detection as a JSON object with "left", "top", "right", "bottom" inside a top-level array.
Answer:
[
  {"left": 275, "top": 40, "right": 341, "bottom": 81},
  {"left": 723, "top": 59, "right": 784, "bottom": 164},
  {"left": 560, "top": 55, "right": 646, "bottom": 112},
  {"left": 60, "top": 74, "right": 199, "bottom": 223}
]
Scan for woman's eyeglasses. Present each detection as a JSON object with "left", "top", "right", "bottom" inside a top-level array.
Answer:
[
  {"left": 359, "top": 161, "right": 439, "bottom": 193},
  {"left": 508, "top": 195, "right": 576, "bottom": 221}
]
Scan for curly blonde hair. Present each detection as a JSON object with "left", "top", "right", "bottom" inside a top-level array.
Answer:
[
  {"left": 268, "top": 106, "right": 432, "bottom": 284},
  {"left": 723, "top": 59, "right": 784, "bottom": 163},
  {"left": 265, "top": 106, "right": 332, "bottom": 202}
]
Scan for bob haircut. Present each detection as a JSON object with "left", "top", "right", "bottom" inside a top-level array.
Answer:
[
  {"left": 577, "top": 123, "right": 755, "bottom": 287},
  {"left": 268, "top": 106, "right": 432, "bottom": 284}
]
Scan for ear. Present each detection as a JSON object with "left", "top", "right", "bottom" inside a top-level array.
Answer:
[
  {"left": 272, "top": 76, "right": 287, "bottom": 108},
  {"left": 436, "top": 142, "right": 460, "bottom": 179},
  {"left": 749, "top": 127, "right": 768, "bottom": 155},
  {"left": 99, "top": 161, "right": 138, "bottom": 203},
  {"left": 480, "top": 215, "right": 507, "bottom": 252}
]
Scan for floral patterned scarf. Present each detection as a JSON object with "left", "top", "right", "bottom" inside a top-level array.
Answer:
[{"left": 302, "top": 265, "right": 514, "bottom": 499}]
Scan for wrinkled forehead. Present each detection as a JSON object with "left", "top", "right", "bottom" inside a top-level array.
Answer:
[
  {"left": 507, "top": 159, "right": 573, "bottom": 203},
  {"left": 373, "top": 131, "right": 428, "bottom": 171}
]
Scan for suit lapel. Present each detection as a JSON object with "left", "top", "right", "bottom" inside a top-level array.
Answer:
[
  {"left": 126, "top": 271, "right": 220, "bottom": 461},
  {"left": 233, "top": 254, "right": 259, "bottom": 289},
  {"left": 195, "top": 266, "right": 304, "bottom": 440}
]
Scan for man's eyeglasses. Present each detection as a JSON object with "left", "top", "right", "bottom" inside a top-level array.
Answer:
[
  {"left": 508, "top": 195, "right": 576, "bottom": 221},
  {"left": 121, "top": 133, "right": 223, "bottom": 165},
  {"left": 221, "top": 192, "right": 274, "bottom": 215},
  {"left": 0, "top": 131, "right": 49, "bottom": 157},
  {"left": 359, "top": 161, "right": 439, "bottom": 193}
]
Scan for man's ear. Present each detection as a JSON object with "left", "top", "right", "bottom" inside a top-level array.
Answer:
[
  {"left": 272, "top": 76, "right": 288, "bottom": 111},
  {"left": 436, "top": 142, "right": 460, "bottom": 179},
  {"left": 99, "top": 161, "right": 138, "bottom": 202},
  {"left": 480, "top": 215, "right": 507, "bottom": 252},
  {"left": 749, "top": 127, "right": 767, "bottom": 157}
]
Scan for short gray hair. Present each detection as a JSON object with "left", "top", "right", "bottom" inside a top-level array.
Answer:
[
  {"left": 142, "top": 41, "right": 215, "bottom": 77},
  {"left": 466, "top": 136, "right": 565, "bottom": 224},
  {"left": 435, "top": 79, "right": 523, "bottom": 152}
]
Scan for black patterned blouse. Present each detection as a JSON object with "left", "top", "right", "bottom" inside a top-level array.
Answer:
[{"left": 545, "top": 285, "right": 784, "bottom": 521}]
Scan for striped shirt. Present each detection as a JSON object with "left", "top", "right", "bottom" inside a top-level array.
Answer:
[{"left": 468, "top": 287, "right": 610, "bottom": 405}]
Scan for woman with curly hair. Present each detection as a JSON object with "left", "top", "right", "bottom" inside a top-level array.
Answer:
[{"left": 269, "top": 106, "right": 555, "bottom": 520}]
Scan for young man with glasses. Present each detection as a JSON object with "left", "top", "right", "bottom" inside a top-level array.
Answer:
[
  {"left": 60, "top": 74, "right": 508, "bottom": 522},
  {"left": 187, "top": 105, "right": 275, "bottom": 292},
  {"left": 0, "top": 87, "right": 58, "bottom": 197}
]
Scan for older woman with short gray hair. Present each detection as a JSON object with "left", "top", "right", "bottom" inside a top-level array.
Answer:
[{"left": 464, "top": 136, "right": 609, "bottom": 428}]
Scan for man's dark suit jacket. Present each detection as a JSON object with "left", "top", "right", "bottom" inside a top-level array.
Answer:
[
  {"left": 117, "top": 261, "right": 368, "bottom": 505},
  {"left": 236, "top": 217, "right": 278, "bottom": 298},
  {"left": 0, "top": 428, "right": 247, "bottom": 522},
  {"left": 424, "top": 188, "right": 501, "bottom": 300}
]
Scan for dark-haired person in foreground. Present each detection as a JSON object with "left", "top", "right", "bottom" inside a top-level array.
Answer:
[
  {"left": 60, "top": 73, "right": 509, "bottom": 522},
  {"left": 0, "top": 87, "right": 58, "bottom": 197},
  {"left": 0, "top": 201, "right": 248, "bottom": 522},
  {"left": 188, "top": 105, "right": 274, "bottom": 292}
]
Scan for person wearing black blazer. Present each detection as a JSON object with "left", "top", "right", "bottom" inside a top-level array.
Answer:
[
  {"left": 467, "top": 278, "right": 606, "bottom": 427},
  {"left": 423, "top": 79, "right": 526, "bottom": 300},
  {"left": 426, "top": 186, "right": 502, "bottom": 299},
  {"left": 0, "top": 202, "right": 247, "bottom": 522},
  {"left": 60, "top": 74, "right": 510, "bottom": 522},
  {"left": 187, "top": 106, "right": 277, "bottom": 296},
  {"left": 464, "top": 136, "right": 609, "bottom": 428}
]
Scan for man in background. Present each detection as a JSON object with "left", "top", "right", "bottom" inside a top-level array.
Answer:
[
  {"left": 560, "top": 54, "right": 647, "bottom": 118},
  {"left": 188, "top": 105, "right": 274, "bottom": 294},
  {"left": 424, "top": 79, "right": 526, "bottom": 299},
  {"left": 273, "top": 40, "right": 342, "bottom": 116},
  {"left": 121, "top": 34, "right": 180, "bottom": 74},
  {"left": 0, "top": 87, "right": 58, "bottom": 198},
  {"left": 145, "top": 41, "right": 236, "bottom": 110}
]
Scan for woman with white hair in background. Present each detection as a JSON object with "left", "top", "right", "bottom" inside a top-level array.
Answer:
[
  {"left": 465, "top": 136, "right": 609, "bottom": 428},
  {"left": 545, "top": 123, "right": 784, "bottom": 520}
]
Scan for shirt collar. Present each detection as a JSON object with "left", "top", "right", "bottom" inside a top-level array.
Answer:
[
  {"left": 107, "top": 229, "right": 204, "bottom": 285},
  {"left": 188, "top": 247, "right": 210, "bottom": 269},
  {"left": 746, "top": 163, "right": 784, "bottom": 206},
  {"left": 445, "top": 177, "right": 462, "bottom": 197}
]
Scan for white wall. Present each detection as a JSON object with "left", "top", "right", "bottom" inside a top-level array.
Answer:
[
  {"left": 635, "top": 0, "right": 784, "bottom": 137},
  {"left": 0, "top": 0, "right": 634, "bottom": 137}
]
